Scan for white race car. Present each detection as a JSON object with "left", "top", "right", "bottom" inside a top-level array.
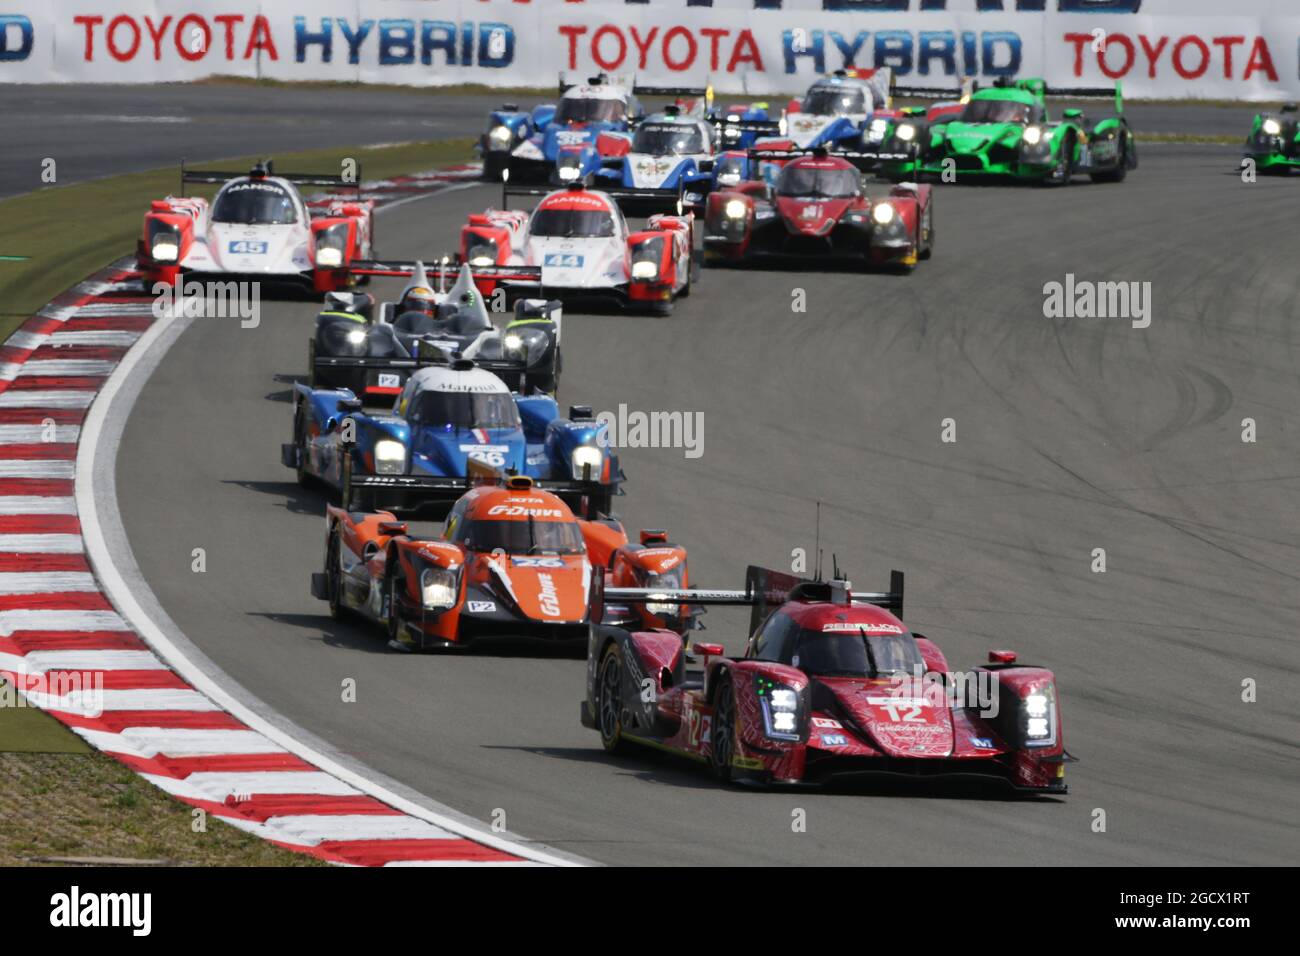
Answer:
[
  {"left": 137, "top": 161, "right": 374, "bottom": 294},
  {"left": 459, "top": 184, "right": 695, "bottom": 314},
  {"left": 782, "top": 68, "right": 893, "bottom": 149}
]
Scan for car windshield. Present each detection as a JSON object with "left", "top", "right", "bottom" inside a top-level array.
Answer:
[
  {"left": 792, "top": 627, "right": 923, "bottom": 677},
  {"left": 530, "top": 208, "right": 615, "bottom": 238},
  {"left": 961, "top": 99, "right": 1033, "bottom": 124},
  {"left": 632, "top": 123, "right": 705, "bottom": 155},
  {"left": 777, "top": 165, "right": 860, "bottom": 198},
  {"left": 803, "top": 88, "right": 866, "bottom": 116},
  {"left": 212, "top": 182, "right": 297, "bottom": 224},
  {"left": 556, "top": 98, "right": 626, "bottom": 124},
  {"left": 412, "top": 390, "right": 519, "bottom": 429},
  {"left": 463, "top": 518, "right": 585, "bottom": 554}
]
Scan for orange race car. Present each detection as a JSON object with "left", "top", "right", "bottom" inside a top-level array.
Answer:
[{"left": 311, "top": 474, "right": 694, "bottom": 650}]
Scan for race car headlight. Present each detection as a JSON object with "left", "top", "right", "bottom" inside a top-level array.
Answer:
[
  {"left": 724, "top": 199, "right": 747, "bottom": 219},
  {"left": 641, "top": 567, "right": 682, "bottom": 616},
  {"left": 345, "top": 328, "right": 367, "bottom": 346},
  {"left": 630, "top": 237, "right": 664, "bottom": 282},
  {"left": 872, "top": 202, "right": 895, "bottom": 225},
  {"left": 1021, "top": 686, "right": 1057, "bottom": 747},
  {"left": 465, "top": 234, "right": 499, "bottom": 268},
  {"left": 147, "top": 219, "right": 181, "bottom": 262},
  {"left": 488, "top": 124, "right": 513, "bottom": 148},
  {"left": 896, "top": 123, "right": 916, "bottom": 143},
  {"left": 556, "top": 152, "right": 583, "bottom": 181},
  {"left": 503, "top": 332, "right": 525, "bottom": 354},
  {"left": 314, "top": 222, "right": 350, "bottom": 268},
  {"left": 151, "top": 238, "right": 179, "bottom": 262},
  {"left": 1022, "top": 125, "right": 1044, "bottom": 145},
  {"left": 572, "top": 445, "right": 603, "bottom": 480},
  {"left": 420, "top": 566, "right": 457, "bottom": 610},
  {"left": 756, "top": 676, "right": 801, "bottom": 741},
  {"left": 374, "top": 439, "right": 406, "bottom": 476},
  {"left": 1262, "top": 118, "right": 1282, "bottom": 136}
]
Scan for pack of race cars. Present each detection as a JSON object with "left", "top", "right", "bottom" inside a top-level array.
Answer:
[{"left": 137, "top": 67, "right": 1123, "bottom": 794}]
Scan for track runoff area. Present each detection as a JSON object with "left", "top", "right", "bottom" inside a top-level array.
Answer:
[{"left": 2, "top": 93, "right": 1289, "bottom": 930}]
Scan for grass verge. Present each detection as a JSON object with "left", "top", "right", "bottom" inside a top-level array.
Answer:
[
  {"left": 0, "top": 137, "right": 475, "bottom": 340},
  {"left": 0, "top": 681, "right": 321, "bottom": 866}
]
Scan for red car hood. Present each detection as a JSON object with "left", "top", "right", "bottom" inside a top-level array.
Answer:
[
  {"left": 775, "top": 196, "right": 856, "bottom": 237},
  {"left": 819, "top": 677, "right": 954, "bottom": 758}
]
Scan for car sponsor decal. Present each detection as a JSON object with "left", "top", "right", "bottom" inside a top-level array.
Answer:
[
  {"left": 812, "top": 717, "right": 843, "bottom": 729},
  {"left": 376, "top": 373, "right": 401, "bottom": 389},
  {"left": 820, "top": 734, "right": 849, "bottom": 747},
  {"left": 822, "top": 622, "right": 904, "bottom": 634},
  {"left": 467, "top": 600, "right": 496, "bottom": 613},
  {"left": 537, "top": 573, "right": 562, "bottom": 617},
  {"left": 970, "top": 737, "right": 994, "bottom": 748},
  {"left": 543, "top": 253, "right": 585, "bottom": 268},
  {"left": 487, "top": 504, "right": 564, "bottom": 518}
]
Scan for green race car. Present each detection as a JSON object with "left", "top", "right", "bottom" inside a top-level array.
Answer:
[
  {"left": 866, "top": 78, "right": 1137, "bottom": 186},
  {"left": 1243, "top": 105, "right": 1300, "bottom": 172}
]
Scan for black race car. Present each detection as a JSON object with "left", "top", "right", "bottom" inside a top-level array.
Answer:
[{"left": 309, "top": 262, "right": 562, "bottom": 403}]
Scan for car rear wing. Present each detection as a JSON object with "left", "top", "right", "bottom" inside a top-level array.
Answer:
[
  {"left": 601, "top": 565, "right": 905, "bottom": 637},
  {"left": 634, "top": 84, "right": 711, "bottom": 99},
  {"left": 179, "top": 159, "right": 363, "bottom": 196},
  {"left": 1045, "top": 82, "right": 1124, "bottom": 113},
  {"left": 715, "top": 118, "right": 784, "bottom": 138},
  {"left": 349, "top": 258, "right": 544, "bottom": 284},
  {"left": 311, "top": 353, "right": 538, "bottom": 401},
  {"left": 343, "top": 470, "right": 616, "bottom": 517},
  {"left": 746, "top": 147, "right": 886, "bottom": 172}
]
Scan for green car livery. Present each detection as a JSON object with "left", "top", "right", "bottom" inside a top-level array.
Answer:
[
  {"left": 866, "top": 78, "right": 1137, "bottom": 186},
  {"left": 1243, "top": 105, "right": 1300, "bottom": 172}
]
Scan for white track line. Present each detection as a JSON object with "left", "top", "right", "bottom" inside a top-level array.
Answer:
[{"left": 76, "top": 187, "right": 580, "bottom": 866}]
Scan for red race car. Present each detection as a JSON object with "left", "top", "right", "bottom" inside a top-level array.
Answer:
[
  {"left": 457, "top": 183, "right": 696, "bottom": 314},
  {"left": 136, "top": 161, "right": 374, "bottom": 294},
  {"left": 703, "top": 149, "right": 934, "bottom": 271},
  {"left": 583, "top": 566, "right": 1070, "bottom": 792},
  {"left": 312, "top": 474, "right": 695, "bottom": 650}
]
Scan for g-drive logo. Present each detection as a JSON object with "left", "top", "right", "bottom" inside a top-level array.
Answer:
[{"left": 50, "top": 886, "right": 151, "bottom": 937}]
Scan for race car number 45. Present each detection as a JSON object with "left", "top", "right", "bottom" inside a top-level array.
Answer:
[{"left": 227, "top": 240, "right": 268, "bottom": 254}]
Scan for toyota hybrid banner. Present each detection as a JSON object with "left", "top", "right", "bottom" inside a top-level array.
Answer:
[{"left": 1, "top": 0, "right": 1299, "bottom": 99}]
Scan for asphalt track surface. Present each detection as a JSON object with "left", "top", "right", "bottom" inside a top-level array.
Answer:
[
  {"left": 113, "top": 137, "right": 1300, "bottom": 866},
  {"left": 0, "top": 85, "right": 507, "bottom": 197},
  {"left": 0, "top": 83, "right": 1254, "bottom": 198}
]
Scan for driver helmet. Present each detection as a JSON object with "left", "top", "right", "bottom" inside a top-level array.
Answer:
[{"left": 400, "top": 286, "right": 437, "bottom": 315}]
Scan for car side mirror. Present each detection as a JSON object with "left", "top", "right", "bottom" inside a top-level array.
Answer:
[
  {"left": 378, "top": 521, "right": 408, "bottom": 537},
  {"left": 695, "top": 642, "right": 724, "bottom": 659},
  {"left": 988, "top": 650, "right": 1017, "bottom": 664},
  {"left": 1063, "top": 108, "right": 1083, "bottom": 120}
]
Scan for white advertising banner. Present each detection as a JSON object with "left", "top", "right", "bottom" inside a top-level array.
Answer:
[{"left": 1, "top": 1, "right": 1298, "bottom": 99}]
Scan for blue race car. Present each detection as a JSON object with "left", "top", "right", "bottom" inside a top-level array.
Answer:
[
  {"left": 282, "top": 359, "right": 622, "bottom": 517},
  {"left": 479, "top": 73, "right": 646, "bottom": 182},
  {"left": 479, "top": 73, "right": 730, "bottom": 183}
]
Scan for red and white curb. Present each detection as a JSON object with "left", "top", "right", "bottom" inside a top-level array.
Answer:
[{"left": 0, "top": 166, "right": 576, "bottom": 866}]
